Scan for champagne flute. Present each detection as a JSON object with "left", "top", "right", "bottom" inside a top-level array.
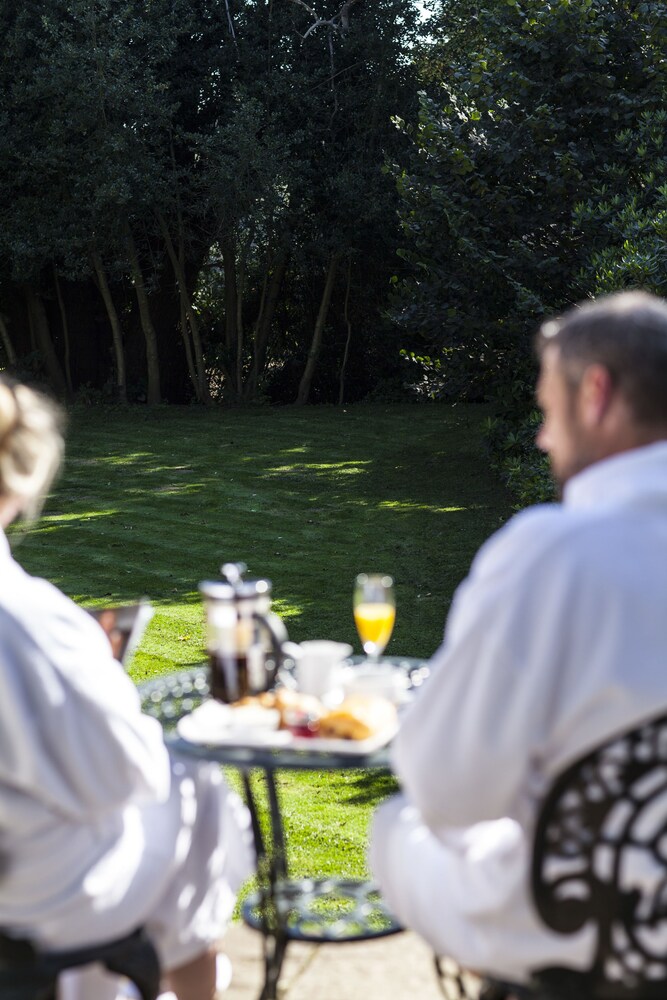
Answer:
[{"left": 353, "top": 573, "right": 395, "bottom": 663}]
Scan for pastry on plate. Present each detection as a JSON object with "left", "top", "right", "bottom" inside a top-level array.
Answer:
[
  {"left": 273, "top": 688, "right": 325, "bottom": 720},
  {"left": 234, "top": 688, "right": 325, "bottom": 729},
  {"left": 318, "top": 693, "right": 397, "bottom": 741},
  {"left": 234, "top": 692, "right": 278, "bottom": 710},
  {"left": 228, "top": 704, "right": 281, "bottom": 731}
]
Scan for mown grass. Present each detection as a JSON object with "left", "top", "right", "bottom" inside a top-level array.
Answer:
[{"left": 10, "top": 401, "right": 512, "bottom": 882}]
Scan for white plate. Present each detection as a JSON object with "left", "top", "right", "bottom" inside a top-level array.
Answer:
[
  {"left": 289, "top": 720, "right": 399, "bottom": 755},
  {"left": 176, "top": 700, "right": 397, "bottom": 754},
  {"left": 176, "top": 701, "right": 291, "bottom": 747}
]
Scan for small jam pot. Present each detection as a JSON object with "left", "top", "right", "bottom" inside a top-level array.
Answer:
[{"left": 284, "top": 708, "right": 320, "bottom": 739}]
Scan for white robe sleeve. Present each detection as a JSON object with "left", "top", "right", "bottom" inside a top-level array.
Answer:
[
  {"left": 0, "top": 577, "right": 171, "bottom": 822},
  {"left": 391, "top": 505, "right": 570, "bottom": 832}
]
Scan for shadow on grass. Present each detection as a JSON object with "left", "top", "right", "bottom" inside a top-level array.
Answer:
[{"left": 345, "top": 769, "right": 400, "bottom": 804}]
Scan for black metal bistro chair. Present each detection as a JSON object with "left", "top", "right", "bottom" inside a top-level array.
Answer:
[
  {"left": 0, "top": 925, "right": 161, "bottom": 1000},
  {"left": 437, "top": 709, "right": 667, "bottom": 1000}
]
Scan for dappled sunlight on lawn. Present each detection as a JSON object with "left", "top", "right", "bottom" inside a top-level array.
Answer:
[
  {"left": 130, "top": 482, "right": 205, "bottom": 497},
  {"left": 377, "top": 500, "right": 467, "bottom": 513},
  {"left": 267, "top": 460, "right": 371, "bottom": 476},
  {"left": 70, "top": 451, "right": 155, "bottom": 466},
  {"left": 9, "top": 404, "right": 513, "bottom": 887},
  {"left": 11, "top": 403, "right": 512, "bottom": 669},
  {"left": 28, "top": 509, "right": 119, "bottom": 528}
]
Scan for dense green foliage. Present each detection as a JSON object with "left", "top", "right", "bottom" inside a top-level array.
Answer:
[
  {"left": 10, "top": 402, "right": 513, "bottom": 878},
  {"left": 393, "top": 0, "right": 667, "bottom": 393},
  {"left": 575, "top": 110, "right": 667, "bottom": 299},
  {"left": 392, "top": 0, "right": 667, "bottom": 504},
  {"left": 0, "top": 1, "right": 421, "bottom": 404}
]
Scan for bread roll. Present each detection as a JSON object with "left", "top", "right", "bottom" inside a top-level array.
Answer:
[
  {"left": 319, "top": 694, "right": 397, "bottom": 741},
  {"left": 273, "top": 688, "right": 326, "bottom": 720},
  {"left": 234, "top": 689, "right": 325, "bottom": 728},
  {"left": 234, "top": 692, "right": 278, "bottom": 710}
]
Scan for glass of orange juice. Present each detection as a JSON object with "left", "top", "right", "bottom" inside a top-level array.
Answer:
[{"left": 353, "top": 573, "right": 395, "bottom": 662}]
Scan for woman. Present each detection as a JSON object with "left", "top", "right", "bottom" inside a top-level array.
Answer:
[{"left": 0, "top": 377, "right": 254, "bottom": 1000}]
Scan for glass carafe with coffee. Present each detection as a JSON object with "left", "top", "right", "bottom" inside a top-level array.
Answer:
[{"left": 199, "top": 562, "right": 289, "bottom": 704}]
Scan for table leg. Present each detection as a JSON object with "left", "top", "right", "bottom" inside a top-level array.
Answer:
[
  {"left": 241, "top": 769, "right": 290, "bottom": 1000},
  {"left": 240, "top": 766, "right": 402, "bottom": 997}
]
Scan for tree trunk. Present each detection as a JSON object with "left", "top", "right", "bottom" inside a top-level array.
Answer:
[
  {"left": 232, "top": 221, "right": 259, "bottom": 399},
  {"left": 296, "top": 253, "right": 340, "bottom": 406},
  {"left": 91, "top": 250, "right": 127, "bottom": 402},
  {"left": 125, "top": 227, "right": 161, "bottom": 404},
  {"left": 0, "top": 315, "right": 16, "bottom": 366},
  {"left": 157, "top": 211, "right": 211, "bottom": 405},
  {"left": 179, "top": 295, "right": 198, "bottom": 398},
  {"left": 23, "top": 286, "right": 67, "bottom": 397},
  {"left": 338, "top": 258, "right": 353, "bottom": 406},
  {"left": 52, "top": 267, "right": 73, "bottom": 396},
  {"left": 235, "top": 257, "right": 247, "bottom": 399},
  {"left": 222, "top": 235, "right": 238, "bottom": 355},
  {"left": 244, "top": 250, "right": 287, "bottom": 401}
]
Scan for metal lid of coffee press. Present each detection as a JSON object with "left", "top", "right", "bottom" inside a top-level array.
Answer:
[{"left": 199, "top": 562, "right": 272, "bottom": 602}]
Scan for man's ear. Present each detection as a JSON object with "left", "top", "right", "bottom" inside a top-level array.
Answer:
[
  {"left": 0, "top": 496, "right": 25, "bottom": 528},
  {"left": 577, "top": 364, "right": 614, "bottom": 428}
]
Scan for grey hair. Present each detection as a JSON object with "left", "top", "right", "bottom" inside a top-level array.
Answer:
[
  {"left": 0, "top": 377, "right": 65, "bottom": 522},
  {"left": 536, "top": 291, "right": 667, "bottom": 429}
]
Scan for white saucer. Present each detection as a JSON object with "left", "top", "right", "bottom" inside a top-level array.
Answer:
[
  {"left": 177, "top": 700, "right": 290, "bottom": 747},
  {"left": 339, "top": 663, "right": 410, "bottom": 704}
]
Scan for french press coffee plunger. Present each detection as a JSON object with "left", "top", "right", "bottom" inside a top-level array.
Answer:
[{"left": 199, "top": 562, "right": 288, "bottom": 703}]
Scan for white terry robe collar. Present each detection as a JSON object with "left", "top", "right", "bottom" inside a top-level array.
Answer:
[{"left": 564, "top": 440, "right": 667, "bottom": 512}]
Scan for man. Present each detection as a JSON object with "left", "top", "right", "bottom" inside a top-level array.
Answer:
[{"left": 370, "top": 290, "right": 667, "bottom": 983}]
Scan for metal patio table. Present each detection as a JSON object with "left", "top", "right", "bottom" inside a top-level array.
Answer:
[{"left": 139, "top": 657, "right": 430, "bottom": 1000}]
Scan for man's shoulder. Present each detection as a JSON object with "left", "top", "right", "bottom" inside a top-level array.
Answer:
[
  {"left": 472, "top": 502, "right": 600, "bottom": 578},
  {"left": 481, "top": 502, "right": 569, "bottom": 553},
  {"left": 501, "top": 502, "right": 567, "bottom": 536}
]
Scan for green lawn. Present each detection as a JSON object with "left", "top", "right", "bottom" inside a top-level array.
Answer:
[{"left": 10, "top": 401, "right": 513, "bottom": 881}]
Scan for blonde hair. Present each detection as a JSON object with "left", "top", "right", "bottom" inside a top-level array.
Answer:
[{"left": 0, "top": 377, "right": 64, "bottom": 522}]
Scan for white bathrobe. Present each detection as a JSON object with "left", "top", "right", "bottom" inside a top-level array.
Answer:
[
  {"left": 0, "top": 530, "right": 253, "bottom": 995},
  {"left": 371, "top": 441, "right": 667, "bottom": 982}
]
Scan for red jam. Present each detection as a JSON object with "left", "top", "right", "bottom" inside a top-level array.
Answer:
[{"left": 284, "top": 709, "right": 320, "bottom": 738}]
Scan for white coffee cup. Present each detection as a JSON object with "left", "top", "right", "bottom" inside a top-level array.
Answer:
[
  {"left": 289, "top": 640, "right": 353, "bottom": 699},
  {"left": 340, "top": 663, "right": 409, "bottom": 703}
]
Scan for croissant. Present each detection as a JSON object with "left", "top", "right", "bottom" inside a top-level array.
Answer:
[{"left": 318, "top": 694, "right": 397, "bottom": 741}]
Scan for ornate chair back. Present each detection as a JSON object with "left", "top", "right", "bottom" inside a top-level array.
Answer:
[{"left": 530, "top": 710, "right": 667, "bottom": 999}]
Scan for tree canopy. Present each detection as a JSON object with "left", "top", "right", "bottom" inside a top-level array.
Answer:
[
  {"left": 391, "top": 0, "right": 667, "bottom": 406},
  {"left": 0, "top": 0, "right": 421, "bottom": 403},
  {"left": 5, "top": 0, "right": 667, "bottom": 423}
]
